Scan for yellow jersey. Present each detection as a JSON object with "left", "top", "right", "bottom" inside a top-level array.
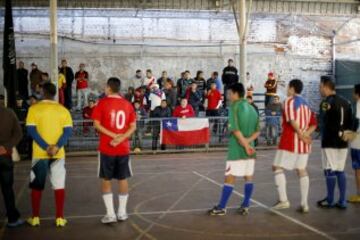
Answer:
[
  {"left": 58, "top": 73, "right": 66, "bottom": 89},
  {"left": 26, "top": 100, "right": 73, "bottom": 159}
]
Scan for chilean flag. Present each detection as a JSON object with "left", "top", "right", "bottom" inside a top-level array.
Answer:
[{"left": 161, "top": 118, "right": 210, "bottom": 146}]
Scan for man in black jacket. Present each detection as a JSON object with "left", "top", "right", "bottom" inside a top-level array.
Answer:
[
  {"left": 59, "top": 59, "right": 75, "bottom": 110},
  {"left": 222, "top": 59, "right": 239, "bottom": 107},
  {"left": 17, "top": 61, "right": 29, "bottom": 100},
  {"left": 151, "top": 100, "right": 172, "bottom": 151},
  {"left": 318, "top": 76, "right": 353, "bottom": 209}
]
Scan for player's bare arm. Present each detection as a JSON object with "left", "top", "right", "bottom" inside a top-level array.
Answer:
[
  {"left": 110, "top": 122, "right": 137, "bottom": 147},
  {"left": 94, "top": 120, "right": 118, "bottom": 139}
]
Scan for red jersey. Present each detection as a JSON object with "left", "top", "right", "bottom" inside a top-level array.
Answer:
[
  {"left": 173, "top": 105, "right": 195, "bottom": 118},
  {"left": 207, "top": 89, "right": 222, "bottom": 110},
  {"left": 75, "top": 71, "right": 89, "bottom": 89},
  {"left": 278, "top": 95, "right": 317, "bottom": 154},
  {"left": 92, "top": 95, "right": 136, "bottom": 156}
]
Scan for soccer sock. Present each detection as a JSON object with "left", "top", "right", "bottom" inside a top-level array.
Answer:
[
  {"left": 241, "top": 182, "right": 254, "bottom": 208},
  {"left": 218, "top": 184, "right": 234, "bottom": 209},
  {"left": 54, "top": 189, "right": 65, "bottom": 218},
  {"left": 31, "top": 189, "right": 42, "bottom": 217},
  {"left": 336, "top": 171, "right": 347, "bottom": 204},
  {"left": 274, "top": 170, "right": 288, "bottom": 202},
  {"left": 118, "top": 194, "right": 129, "bottom": 216},
  {"left": 325, "top": 170, "right": 336, "bottom": 205},
  {"left": 299, "top": 176, "right": 309, "bottom": 207},
  {"left": 102, "top": 193, "right": 115, "bottom": 216}
]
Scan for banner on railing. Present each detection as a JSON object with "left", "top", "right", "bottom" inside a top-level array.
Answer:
[{"left": 160, "top": 118, "right": 210, "bottom": 146}]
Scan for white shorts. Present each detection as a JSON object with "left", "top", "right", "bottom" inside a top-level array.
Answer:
[
  {"left": 321, "top": 148, "right": 348, "bottom": 171},
  {"left": 273, "top": 150, "right": 309, "bottom": 170},
  {"left": 30, "top": 158, "right": 66, "bottom": 190},
  {"left": 225, "top": 159, "right": 255, "bottom": 177}
]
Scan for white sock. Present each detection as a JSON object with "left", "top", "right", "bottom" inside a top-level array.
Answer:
[
  {"left": 103, "top": 193, "right": 115, "bottom": 216},
  {"left": 275, "top": 171, "right": 288, "bottom": 202},
  {"left": 118, "top": 194, "right": 129, "bottom": 216},
  {"left": 300, "top": 176, "right": 310, "bottom": 207}
]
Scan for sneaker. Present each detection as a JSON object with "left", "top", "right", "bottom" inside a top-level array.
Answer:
[
  {"left": 335, "top": 202, "right": 347, "bottom": 210},
  {"left": 317, "top": 198, "right": 335, "bottom": 209},
  {"left": 237, "top": 207, "right": 249, "bottom": 216},
  {"left": 7, "top": 219, "right": 25, "bottom": 228},
  {"left": 101, "top": 215, "right": 117, "bottom": 224},
  {"left": 272, "top": 201, "right": 290, "bottom": 210},
  {"left": 348, "top": 195, "right": 360, "bottom": 203},
  {"left": 296, "top": 205, "right": 309, "bottom": 214},
  {"left": 134, "top": 148, "right": 141, "bottom": 154},
  {"left": 27, "top": 217, "right": 40, "bottom": 227},
  {"left": 117, "top": 213, "right": 128, "bottom": 221},
  {"left": 208, "top": 206, "right": 226, "bottom": 216},
  {"left": 55, "top": 218, "right": 67, "bottom": 227}
]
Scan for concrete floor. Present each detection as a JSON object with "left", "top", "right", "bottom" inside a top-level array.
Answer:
[{"left": 1, "top": 141, "right": 360, "bottom": 240}]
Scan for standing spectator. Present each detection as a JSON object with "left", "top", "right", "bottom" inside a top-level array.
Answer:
[
  {"left": 151, "top": 100, "right": 172, "bottom": 151},
  {"left": 17, "top": 61, "right": 29, "bottom": 100},
  {"left": 163, "top": 79, "right": 177, "bottom": 110},
  {"left": 186, "top": 82, "right": 203, "bottom": 116},
  {"left": 157, "top": 71, "right": 172, "bottom": 90},
  {"left": 149, "top": 84, "right": 166, "bottom": 114},
  {"left": 59, "top": 59, "right": 75, "bottom": 110},
  {"left": 134, "top": 86, "right": 147, "bottom": 108},
  {"left": 177, "top": 70, "right": 193, "bottom": 100},
  {"left": 222, "top": 59, "right": 239, "bottom": 107},
  {"left": 132, "top": 101, "right": 147, "bottom": 153},
  {"left": 246, "top": 72, "right": 254, "bottom": 97},
  {"left": 265, "top": 95, "right": 282, "bottom": 145},
  {"left": 75, "top": 63, "right": 90, "bottom": 111},
  {"left": 173, "top": 98, "right": 195, "bottom": 118},
  {"left": 130, "top": 69, "right": 144, "bottom": 89},
  {"left": 206, "top": 82, "right": 222, "bottom": 133},
  {"left": 26, "top": 82, "right": 73, "bottom": 227},
  {"left": 125, "top": 87, "right": 135, "bottom": 103},
  {"left": 58, "top": 73, "right": 66, "bottom": 106},
  {"left": 82, "top": 99, "right": 96, "bottom": 135},
  {"left": 0, "top": 96, "right": 24, "bottom": 227},
  {"left": 207, "top": 71, "right": 223, "bottom": 93},
  {"left": 30, "top": 63, "right": 42, "bottom": 95},
  {"left": 144, "top": 69, "right": 156, "bottom": 89},
  {"left": 264, "top": 72, "right": 277, "bottom": 107},
  {"left": 194, "top": 70, "right": 206, "bottom": 97}
]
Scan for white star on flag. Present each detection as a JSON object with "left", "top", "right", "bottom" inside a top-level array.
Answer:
[{"left": 166, "top": 121, "right": 172, "bottom": 127}]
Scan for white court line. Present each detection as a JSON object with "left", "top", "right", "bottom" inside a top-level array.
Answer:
[
  {"left": 193, "top": 171, "right": 337, "bottom": 240},
  {"left": 1, "top": 206, "right": 259, "bottom": 223}
]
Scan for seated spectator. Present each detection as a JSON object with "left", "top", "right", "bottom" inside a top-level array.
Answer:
[
  {"left": 186, "top": 82, "right": 203, "bottom": 116},
  {"left": 157, "top": 71, "right": 172, "bottom": 90},
  {"left": 134, "top": 86, "right": 148, "bottom": 108},
  {"left": 132, "top": 101, "right": 147, "bottom": 153},
  {"left": 246, "top": 95, "right": 259, "bottom": 115},
  {"left": 206, "top": 71, "right": 223, "bottom": 94},
  {"left": 152, "top": 100, "right": 172, "bottom": 151},
  {"left": 177, "top": 70, "right": 193, "bottom": 100},
  {"left": 265, "top": 95, "right": 282, "bottom": 145},
  {"left": 82, "top": 99, "right": 96, "bottom": 135},
  {"left": 125, "top": 87, "right": 135, "bottom": 103},
  {"left": 206, "top": 82, "right": 222, "bottom": 133},
  {"left": 194, "top": 70, "right": 206, "bottom": 97},
  {"left": 163, "top": 79, "right": 177, "bottom": 110},
  {"left": 144, "top": 69, "right": 156, "bottom": 89},
  {"left": 173, "top": 98, "right": 195, "bottom": 118}
]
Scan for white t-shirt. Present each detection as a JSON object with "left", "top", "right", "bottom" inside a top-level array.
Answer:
[
  {"left": 149, "top": 91, "right": 166, "bottom": 111},
  {"left": 351, "top": 101, "right": 360, "bottom": 149}
]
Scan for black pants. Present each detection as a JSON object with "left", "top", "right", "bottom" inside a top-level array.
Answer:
[
  {"left": 152, "top": 126, "right": 166, "bottom": 151},
  {"left": 206, "top": 109, "right": 219, "bottom": 133},
  {"left": 0, "top": 155, "right": 20, "bottom": 223},
  {"left": 64, "top": 86, "right": 72, "bottom": 110}
]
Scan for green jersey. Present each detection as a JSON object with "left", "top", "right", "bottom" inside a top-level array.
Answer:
[{"left": 227, "top": 99, "right": 260, "bottom": 161}]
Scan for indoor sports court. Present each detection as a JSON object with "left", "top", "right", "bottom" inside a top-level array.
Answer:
[{"left": 1, "top": 143, "right": 359, "bottom": 240}]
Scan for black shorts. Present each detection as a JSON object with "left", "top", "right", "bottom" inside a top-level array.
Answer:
[{"left": 98, "top": 153, "right": 132, "bottom": 180}]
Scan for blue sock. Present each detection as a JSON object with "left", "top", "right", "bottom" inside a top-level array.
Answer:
[
  {"left": 325, "top": 170, "right": 336, "bottom": 205},
  {"left": 336, "top": 171, "right": 347, "bottom": 205},
  {"left": 218, "top": 184, "right": 234, "bottom": 209},
  {"left": 241, "top": 182, "right": 254, "bottom": 208}
]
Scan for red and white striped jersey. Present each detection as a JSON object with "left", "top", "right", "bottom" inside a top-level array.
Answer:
[{"left": 278, "top": 95, "right": 317, "bottom": 154}]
